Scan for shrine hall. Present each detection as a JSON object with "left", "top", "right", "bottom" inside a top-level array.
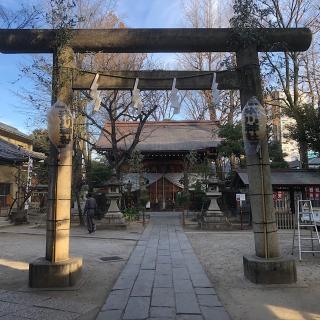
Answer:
[{"left": 96, "top": 120, "right": 221, "bottom": 210}]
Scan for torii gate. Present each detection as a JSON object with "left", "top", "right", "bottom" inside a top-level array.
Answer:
[{"left": 0, "top": 28, "right": 312, "bottom": 287}]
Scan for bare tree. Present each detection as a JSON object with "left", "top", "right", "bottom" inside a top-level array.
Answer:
[
  {"left": 79, "top": 90, "right": 158, "bottom": 176},
  {"left": 255, "top": 0, "right": 320, "bottom": 167},
  {"left": 0, "top": 2, "right": 42, "bottom": 28},
  {"left": 178, "top": 0, "right": 241, "bottom": 124}
]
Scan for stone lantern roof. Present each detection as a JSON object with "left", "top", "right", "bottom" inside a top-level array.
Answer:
[{"left": 103, "top": 175, "right": 122, "bottom": 186}]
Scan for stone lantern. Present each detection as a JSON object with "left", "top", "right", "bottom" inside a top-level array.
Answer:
[
  {"left": 98, "top": 174, "right": 126, "bottom": 228},
  {"left": 202, "top": 168, "right": 230, "bottom": 229}
]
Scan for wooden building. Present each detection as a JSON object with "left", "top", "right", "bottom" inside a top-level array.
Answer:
[
  {"left": 0, "top": 139, "right": 45, "bottom": 216},
  {"left": 233, "top": 169, "right": 320, "bottom": 214},
  {"left": 97, "top": 120, "right": 221, "bottom": 210},
  {"left": 0, "top": 122, "right": 45, "bottom": 216}
]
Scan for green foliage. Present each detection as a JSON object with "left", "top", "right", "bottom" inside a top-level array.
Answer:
[
  {"left": 176, "top": 191, "right": 191, "bottom": 208},
  {"left": 229, "top": 0, "right": 272, "bottom": 49},
  {"left": 230, "top": 0, "right": 261, "bottom": 29},
  {"left": 88, "top": 161, "right": 112, "bottom": 188},
  {"left": 192, "top": 181, "right": 207, "bottom": 211},
  {"left": 139, "top": 188, "right": 149, "bottom": 208},
  {"left": 46, "top": 0, "right": 85, "bottom": 50},
  {"left": 195, "top": 158, "right": 211, "bottom": 180},
  {"left": 268, "top": 140, "right": 288, "bottom": 168},
  {"left": 218, "top": 123, "right": 244, "bottom": 158},
  {"left": 46, "top": 0, "right": 84, "bottom": 29},
  {"left": 123, "top": 207, "right": 139, "bottom": 221},
  {"left": 30, "top": 129, "right": 50, "bottom": 155},
  {"left": 286, "top": 104, "right": 320, "bottom": 156}
]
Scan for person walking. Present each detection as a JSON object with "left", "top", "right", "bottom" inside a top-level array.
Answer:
[{"left": 84, "top": 193, "right": 97, "bottom": 233}]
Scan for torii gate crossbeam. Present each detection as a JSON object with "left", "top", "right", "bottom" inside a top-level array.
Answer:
[{"left": 0, "top": 28, "right": 311, "bottom": 53}]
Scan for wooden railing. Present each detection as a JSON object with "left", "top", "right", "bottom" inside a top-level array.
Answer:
[{"left": 275, "top": 211, "right": 296, "bottom": 229}]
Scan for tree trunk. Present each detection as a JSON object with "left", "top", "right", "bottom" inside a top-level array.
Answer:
[
  {"left": 76, "top": 191, "right": 85, "bottom": 226},
  {"left": 299, "top": 142, "right": 309, "bottom": 169}
]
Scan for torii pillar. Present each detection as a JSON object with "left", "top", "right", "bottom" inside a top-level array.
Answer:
[
  {"left": 29, "top": 46, "right": 82, "bottom": 288},
  {"left": 236, "top": 47, "right": 296, "bottom": 284}
]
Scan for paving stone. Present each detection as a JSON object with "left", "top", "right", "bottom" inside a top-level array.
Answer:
[
  {"left": 147, "top": 241, "right": 159, "bottom": 248},
  {"left": 173, "top": 268, "right": 190, "bottom": 280},
  {"left": 113, "top": 277, "right": 136, "bottom": 290},
  {"left": 187, "top": 265, "right": 204, "bottom": 274},
  {"left": 144, "top": 247, "right": 157, "bottom": 253},
  {"left": 154, "top": 274, "right": 173, "bottom": 288},
  {"left": 157, "top": 255, "right": 171, "bottom": 264},
  {"left": 190, "top": 275, "right": 212, "bottom": 288},
  {"left": 0, "top": 301, "right": 28, "bottom": 317},
  {"left": 150, "top": 306, "right": 175, "bottom": 318},
  {"left": 171, "top": 259, "right": 185, "bottom": 267},
  {"left": 123, "top": 297, "right": 150, "bottom": 320},
  {"left": 197, "top": 294, "right": 222, "bottom": 307},
  {"left": 141, "top": 264, "right": 156, "bottom": 270},
  {"left": 156, "top": 263, "right": 172, "bottom": 275},
  {"left": 11, "top": 306, "right": 79, "bottom": 320},
  {"left": 176, "top": 293, "right": 201, "bottom": 314},
  {"left": 184, "top": 256, "right": 201, "bottom": 265},
  {"left": 176, "top": 315, "right": 203, "bottom": 320},
  {"left": 96, "top": 309, "right": 123, "bottom": 320},
  {"left": 173, "top": 279, "right": 194, "bottom": 293},
  {"left": 194, "top": 288, "right": 216, "bottom": 295},
  {"left": 201, "top": 306, "right": 231, "bottom": 320},
  {"left": 96, "top": 213, "right": 229, "bottom": 320},
  {"left": 131, "top": 280, "right": 153, "bottom": 297},
  {"left": 128, "top": 256, "right": 144, "bottom": 265},
  {"left": 121, "top": 264, "right": 140, "bottom": 278},
  {"left": 147, "top": 317, "right": 174, "bottom": 320},
  {"left": 102, "top": 289, "right": 130, "bottom": 310},
  {"left": 157, "top": 249, "right": 170, "bottom": 256},
  {"left": 142, "top": 255, "right": 157, "bottom": 261},
  {"left": 151, "top": 288, "right": 175, "bottom": 307}
]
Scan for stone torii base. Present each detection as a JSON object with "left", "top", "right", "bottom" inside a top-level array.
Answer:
[
  {"left": 243, "top": 255, "right": 296, "bottom": 284},
  {"left": 29, "top": 257, "right": 82, "bottom": 288}
]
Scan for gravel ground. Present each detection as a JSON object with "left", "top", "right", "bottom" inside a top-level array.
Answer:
[
  {"left": 0, "top": 223, "right": 144, "bottom": 319},
  {"left": 186, "top": 230, "right": 320, "bottom": 320}
]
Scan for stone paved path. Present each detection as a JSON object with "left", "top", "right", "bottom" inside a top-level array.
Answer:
[{"left": 97, "top": 213, "right": 231, "bottom": 320}]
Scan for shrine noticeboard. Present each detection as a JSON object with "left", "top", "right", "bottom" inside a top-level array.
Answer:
[{"left": 236, "top": 193, "right": 246, "bottom": 207}]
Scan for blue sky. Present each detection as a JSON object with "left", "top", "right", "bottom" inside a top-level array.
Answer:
[{"left": 0, "top": 0, "right": 184, "bottom": 134}]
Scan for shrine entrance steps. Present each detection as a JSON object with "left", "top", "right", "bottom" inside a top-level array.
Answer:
[{"left": 96, "top": 212, "right": 231, "bottom": 320}]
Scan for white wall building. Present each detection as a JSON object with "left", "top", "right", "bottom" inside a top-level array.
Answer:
[{"left": 280, "top": 116, "right": 300, "bottom": 162}]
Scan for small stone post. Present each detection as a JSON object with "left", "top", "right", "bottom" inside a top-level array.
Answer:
[
  {"left": 236, "top": 47, "right": 296, "bottom": 284},
  {"left": 29, "top": 46, "right": 82, "bottom": 288}
]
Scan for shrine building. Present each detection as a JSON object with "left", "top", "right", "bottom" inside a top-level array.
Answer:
[{"left": 96, "top": 120, "right": 221, "bottom": 210}]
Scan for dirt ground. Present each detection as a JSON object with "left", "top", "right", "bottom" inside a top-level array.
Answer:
[
  {"left": 0, "top": 223, "right": 144, "bottom": 319},
  {"left": 186, "top": 229, "right": 320, "bottom": 320}
]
